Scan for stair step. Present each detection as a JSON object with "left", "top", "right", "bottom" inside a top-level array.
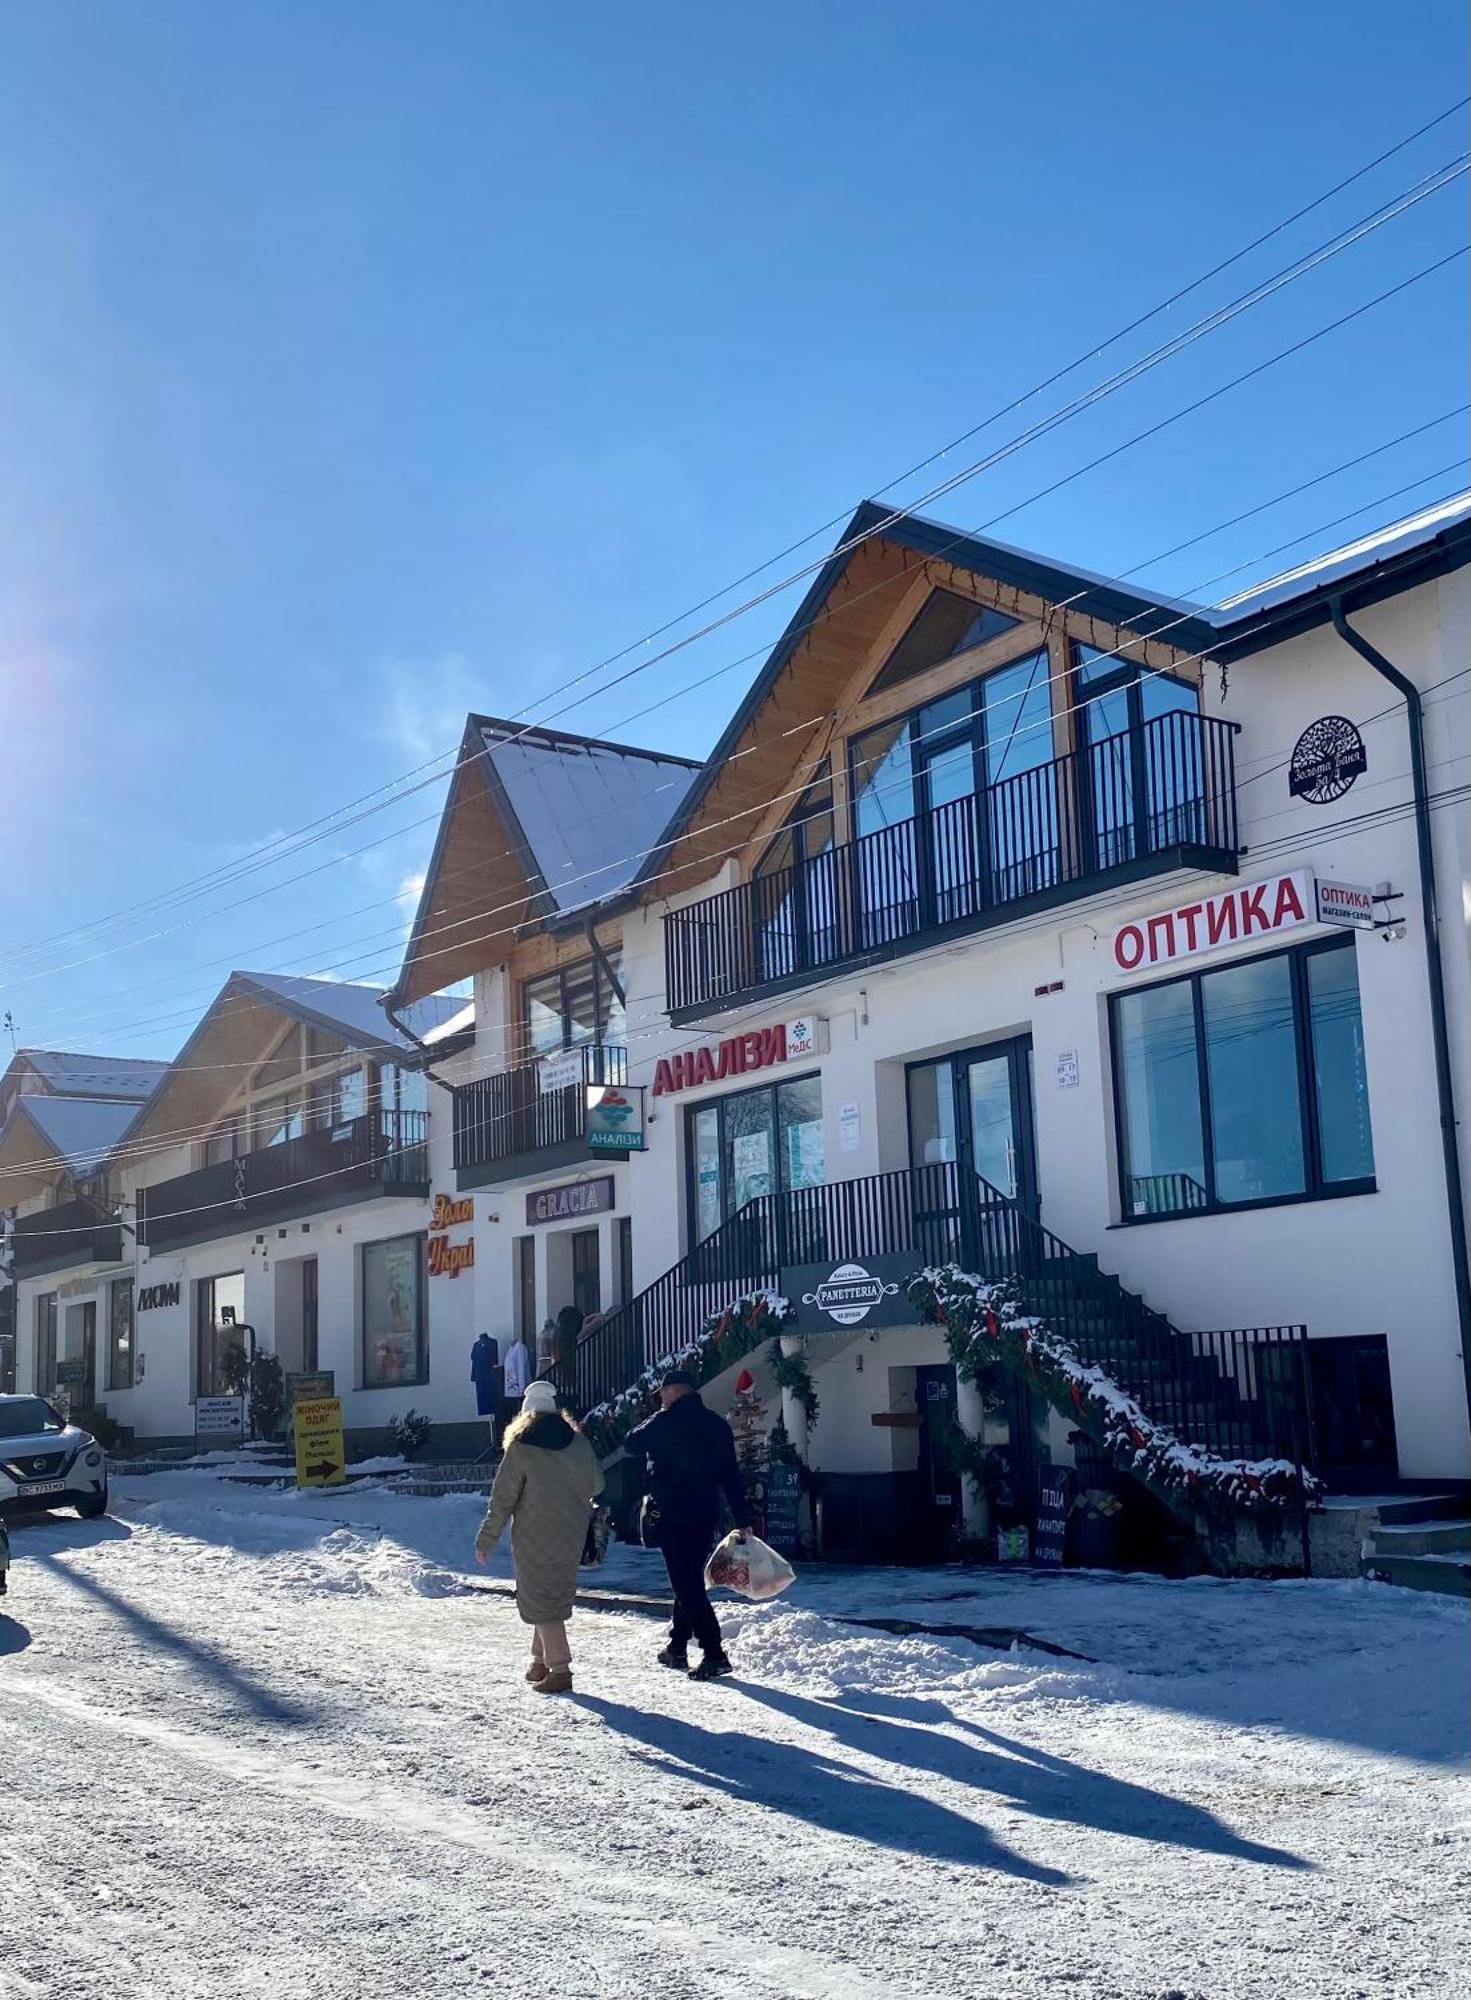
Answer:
[
  {"left": 1372, "top": 1492, "right": 1471, "bottom": 1527},
  {"left": 1369, "top": 1520, "right": 1471, "bottom": 1557},
  {"left": 1360, "top": 1550, "right": 1471, "bottom": 1598}
]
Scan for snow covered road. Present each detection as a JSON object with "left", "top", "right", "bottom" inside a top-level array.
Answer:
[{"left": 1, "top": 1477, "right": 1466, "bottom": 2000}]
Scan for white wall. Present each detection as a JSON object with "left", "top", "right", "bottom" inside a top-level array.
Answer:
[{"left": 602, "top": 574, "right": 1471, "bottom": 1483}]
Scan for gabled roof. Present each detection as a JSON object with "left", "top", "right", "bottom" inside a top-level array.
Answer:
[
  {"left": 630, "top": 501, "right": 1218, "bottom": 895},
  {"left": 239, "top": 973, "right": 462, "bottom": 1051},
  {"left": 6, "top": 1096, "right": 138, "bottom": 1176},
  {"left": 122, "top": 971, "right": 463, "bottom": 1153},
  {"left": 392, "top": 716, "right": 700, "bottom": 1003},
  {"left": 12, "top": 1050, "right": 167, "bottom": 1102}
]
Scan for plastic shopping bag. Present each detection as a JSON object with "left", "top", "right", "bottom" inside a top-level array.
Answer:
[{"left": 704, "top": 1531, "right": 796, "bottom": 1602}]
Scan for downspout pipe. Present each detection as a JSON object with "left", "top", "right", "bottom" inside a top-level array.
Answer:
[{"left": 1329, "top": 598, "right": 1471, "bottom": 1435}]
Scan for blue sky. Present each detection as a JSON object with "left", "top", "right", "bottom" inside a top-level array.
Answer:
[{"left": 0, "top": 2, "right": 1465, "bottom": 1059}]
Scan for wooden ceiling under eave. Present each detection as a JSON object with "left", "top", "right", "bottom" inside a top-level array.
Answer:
[
  {"left": 653, "top": 533, "right": 927, "bottom": 893},
  {"left": 395, "top": 759, "right": 536, "bottom": 1005}
]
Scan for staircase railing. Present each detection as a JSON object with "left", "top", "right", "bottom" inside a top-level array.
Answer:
[{"left": 559, "top": 1161, "right": 1313, "bottom": 1478}]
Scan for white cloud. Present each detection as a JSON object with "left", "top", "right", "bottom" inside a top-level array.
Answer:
[{"left": 379, "top": 651, "right": 483, "bottom": 767}]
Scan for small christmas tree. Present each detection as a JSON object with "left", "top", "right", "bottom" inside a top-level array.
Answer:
[{"left": 729, "top": 1366, "right": 769, "bottom": 1535}]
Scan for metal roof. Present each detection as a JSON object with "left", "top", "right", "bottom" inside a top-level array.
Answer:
[
  {"left": 476, "top": 718, "right": 700, "bottom": 917},
  {"left": 12, "top": 1050, "right": 167, "bottom": 1101},
  {"left": 235, "top": 973, "right": 463, "bottom": 1051},
  {"left": 13, "top": 1096, "right": 141, "bottom": 1174}
]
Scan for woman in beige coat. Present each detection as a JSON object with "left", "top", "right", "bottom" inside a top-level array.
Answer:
[{"left": 474, "top": 1379, "right": 603, "bottom": 1694}]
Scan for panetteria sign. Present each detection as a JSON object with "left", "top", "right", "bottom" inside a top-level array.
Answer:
[
  {"left": 1112, "top": 871, "right": 1313, "bottom": 974},
  {"left": 652, "top": 1017, "right": 821, "bottom": 1097}
]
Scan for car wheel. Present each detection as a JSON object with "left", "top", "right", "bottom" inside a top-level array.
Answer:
[{"left": 75, "top": 1486, "right": 108, "bottom": 1520}]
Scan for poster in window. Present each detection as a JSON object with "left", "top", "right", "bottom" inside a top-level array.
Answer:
[
  {"left": 364, "top": 1238, "right": 422, "bottom": 1385},
  {"left": 731, "top": 1131, "right": 772, "bottom": 1204},
  {"left": 785, "top": 1119, "right": 825, "bottom": 1190}
]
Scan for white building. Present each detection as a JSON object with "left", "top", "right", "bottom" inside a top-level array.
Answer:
[
  {"left": 399, "top": 494, "right": 1470, "bottom": 1566},
  {"left": 9, "top": 974, "right": 481, "bottom": 1452},
  {"left": 0, "top": 1049, "right": 167, "bottom": 1404}
]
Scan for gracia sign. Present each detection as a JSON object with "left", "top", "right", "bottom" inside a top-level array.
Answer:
[{"left": 784, "top": 1255, "right": 916, "bottom": 1334}]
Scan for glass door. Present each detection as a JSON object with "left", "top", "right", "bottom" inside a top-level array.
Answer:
[{"left": 907, "top": 1036, "right": 1039, "bottom": 1260}]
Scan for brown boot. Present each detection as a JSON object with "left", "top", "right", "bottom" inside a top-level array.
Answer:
[
  {"left": 532, "top": 1666, "right": 573, "bottom": 1695},
  {"left": 526, "top": 1661, "right": 549, "bottom": 1685}
]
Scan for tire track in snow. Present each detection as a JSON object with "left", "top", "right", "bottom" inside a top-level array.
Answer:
[{"left": 1, "top": 1671, "right": 947, "bottom": 2000}]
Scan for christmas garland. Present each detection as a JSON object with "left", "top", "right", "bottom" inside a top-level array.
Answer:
[
  {"left": 580, "top": 1290, "right": 795, "bottom": 1458},
  {"left": 907, "top": 1265, "right": 1319, "bottom": 1518},
  {"left": 769, "top": 1341, "right": 820, "bottom": 1433}
]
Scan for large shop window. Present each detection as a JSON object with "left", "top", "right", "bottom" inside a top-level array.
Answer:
[
  {"left": 361, "top": 1234, "right": 427, "bottom": 1387},
  {"left": 195, "top": 1272, "right": 246, "bottom": 1399},
  {"left": 524, "top": 953, "right": 626, "bottom": 1059},
  {"left": 688, "top": 1075, "right": 825, "bottom": 1242},
  {"left": 1112, "top": 937, "right": 1374, "bottom": 1220},
  {"left": 108, "top": 1277, "right": 135, "bottom": 1392}
]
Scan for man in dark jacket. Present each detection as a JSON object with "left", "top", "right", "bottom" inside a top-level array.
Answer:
[{"left": 625, "top": 1368, "right": 751, "bottom": 1681}]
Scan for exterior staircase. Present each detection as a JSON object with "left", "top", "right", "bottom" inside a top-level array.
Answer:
[
  {"left": 1360, "top": 1495, "right": 1471, "bottom": 1597},
  {"left": 562, "top": 1164, "right": 1313, "bottom": 1553}
]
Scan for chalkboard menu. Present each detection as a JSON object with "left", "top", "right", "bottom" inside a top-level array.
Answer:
[
  {"left": 765, "top": 1461, "right": 801, "bottom": 1557},
  {"left": 1035, "top": 1465, "right": 1073, "bottom": 1567}
]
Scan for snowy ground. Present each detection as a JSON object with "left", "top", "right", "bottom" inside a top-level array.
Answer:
[{"left": 1, "top": 1472, "right": 1467, "bottom": 2000}]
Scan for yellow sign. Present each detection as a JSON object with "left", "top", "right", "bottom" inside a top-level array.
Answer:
[{"left": 294, "top": 1396, "right": 347, "bottom": 1487}]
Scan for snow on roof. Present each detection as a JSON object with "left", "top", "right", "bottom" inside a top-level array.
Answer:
[
  {"left": 480, "top": 722, "right": 700, "bottom": 913},
  {"left": 1213, "top": 491, "right": 1471, "bottom": 622},
  {"left": 421, "top": 998, "right": 474, "bottom": 1047},
  {"left": 17, "top": 1096, "right": 141, "bottom": 1173},
  {"left": 239, "top": 973, "right": 464, "bottom": 1050},
  {"left": 18, "top": 1050, "right": 168, "bottom": 1101}
]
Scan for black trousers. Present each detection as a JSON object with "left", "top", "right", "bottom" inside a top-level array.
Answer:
[{"left": 660, "top": 1519, "right": 722, "bottom": 1656}]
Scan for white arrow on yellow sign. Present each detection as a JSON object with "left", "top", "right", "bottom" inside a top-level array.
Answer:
[{"left": 294, "top": 1395, "right": 347, "bottom": 1488}]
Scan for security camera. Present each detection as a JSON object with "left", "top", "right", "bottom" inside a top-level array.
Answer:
[{"left": 1379, "top": 922, "right": 1407, "bottom": 943}]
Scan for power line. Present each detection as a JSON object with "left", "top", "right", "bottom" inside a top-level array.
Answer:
[{"left": 2, "top": 128, "right": 1464, "bottom": 984}]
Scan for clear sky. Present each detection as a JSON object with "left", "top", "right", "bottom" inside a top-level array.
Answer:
[{"left": 0, "top": 1, "right": 1465, "bottom": 1059}]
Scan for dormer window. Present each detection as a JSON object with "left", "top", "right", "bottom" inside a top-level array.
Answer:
[{"left": 866, "top": 589, "right": 1021, "bottom": 700}]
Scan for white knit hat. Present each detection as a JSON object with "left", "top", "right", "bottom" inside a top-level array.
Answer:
[{"left": 522, "top": 1379, "right": 558, "bottom": 1415}]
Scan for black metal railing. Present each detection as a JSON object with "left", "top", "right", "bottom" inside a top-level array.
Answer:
[
  {"left": 11, "top": 1195, "right": 124, "bottom": 1277},
  {"left": 667, "top": 710, "right": 1240, "bottom": 1013},
  {"left": 1125, "top": 1172, "right": 1210, "bottom": 1217},
  {"left": 560, "top": 1160, "right": 1312, "bottom": 1483},
  {"left": 452, "top": 1044, "right": 627, "bottom": 1176},
  {"left": 136, "top": 1109, "right": 429, "bottom": 1252}
]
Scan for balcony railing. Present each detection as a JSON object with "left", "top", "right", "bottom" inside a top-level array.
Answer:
[
  {"left": 666, "top": 710, "right": 1240, "bottom": 1017},
  {"left": 453, "top": 1044, "right": 628, "bottom": 1183},
  {"left": 11, "top": 1196, "right": 124, "bottom": 1278},
  {"left": 137, "top": 1109, "right": 429, "bottom": 1253}
]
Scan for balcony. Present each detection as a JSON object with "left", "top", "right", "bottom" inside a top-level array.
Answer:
[
  {"left": 665, "top": 711, "right": 1240, "bottom": 1020},
  {"left": 136, "top": 1109, "right": 429, "bottom": 1254},
  {"left": 11, "top": 1197, "right": 124, "bottom": 1278},
  {"left": 453, "top": 1044, "right": 627, "bottom": 1187}
]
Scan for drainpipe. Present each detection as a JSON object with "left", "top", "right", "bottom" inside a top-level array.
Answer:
[{"left": 1329, "top": 599, "right": 1471, "bottom": 1434}]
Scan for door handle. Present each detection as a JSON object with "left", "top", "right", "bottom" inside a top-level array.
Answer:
[{"left": 1005, "top": 1137, "right": 1018, "bottom": 1199}]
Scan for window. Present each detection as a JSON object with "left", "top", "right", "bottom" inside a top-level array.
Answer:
[
  {"left": 866, "top": 588, "right": 1021, "bottom": 699},
  {"left": 35, "top": 1291, "right": 57, "bottom": 1396},
  {"left": 252, "top": 1091, "right": 303, "bottom": 1149},
  {"left": 616, "top": 1215, "right": 634, "bottom": 1308},
  {"left": 848, "top": 648, "right": 1059, "bottom": 942},
  {"left": 686, "top": 1075, "right": 825, "bottom": 1242},
  {"left": 108, "top": 1278, "right": 135, "bottom": 1392},
  {"left": 1111, "top": 938, "right": 1374, "bottom": 1220},
  {"left": 515, "top": 1235, "right": 536, "bottom": 1340},
  {"left": 523, "top": 953, "right": 625, "bottom": 1059},
  {"left": 195, "top": 1273, "right": 246, "bottom": 1399},
  {"left": 301, "top": 1258, "right": 319, "bottom": 1372},
  {"left": 570, "top": 1230, "right": 601, "bottom": 1320},
  {"left": 361, "top": 1234, "right": 427, "bottom": 1386},
  {"left": 311, "top": 1066, "right": 366, "bottom": 1132},
  {"left": 204, "top": 1113, "right": 244, "bottom": 1167},
  {"left": 754, "top": 766, "right": 837, "bottom": 978},
  {"left": 1076, "top": 643, "right": 1202, "bottom": 866}
]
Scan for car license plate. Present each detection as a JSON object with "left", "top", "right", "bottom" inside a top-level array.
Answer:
[{"left": 20, "top": 1479, "right": 66, "bottom": 1497}]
